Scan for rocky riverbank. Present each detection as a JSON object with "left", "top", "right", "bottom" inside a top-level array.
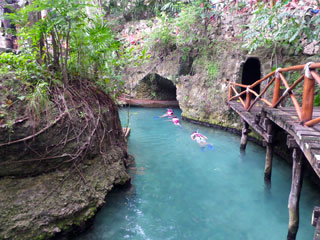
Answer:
[{"left": 0, "top": 78, "right": 131, "bottom": 240}]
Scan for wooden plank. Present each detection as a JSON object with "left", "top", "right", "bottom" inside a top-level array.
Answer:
[
  {"left": 300, "top": 136, "right": 320, "bottom": 142},
  {"left": 293, "top": 125, "right": 319, "bottom": 131},
  {"left": 229, "top": 102, "right": 271, "bottom": 142},
  {"left": 304, "top": 142, "right": 320, "bottom": 150},
  {"left": 310, "top": 149, "right": 320, "bottom": 168},
  {"left": 297, "top": 131, "right": 320, "bottom": 137}
]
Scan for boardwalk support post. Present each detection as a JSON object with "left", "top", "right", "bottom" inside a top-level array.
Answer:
[
  {"left": 264, "top": 120, "right": 274, "bottom": 181},
  {"left": 312, "top": 207, "right": 320, "bottom": 240},
  {"left": 240, "top": 121, "right": 249, "bottom": 150},
  {"left": 287, "top": 147, "right": 304, "bottom": 240}
]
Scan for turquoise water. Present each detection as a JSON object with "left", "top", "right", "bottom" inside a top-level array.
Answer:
[{"left": 76, "top": 107, "right": 320, "bottom": 240}]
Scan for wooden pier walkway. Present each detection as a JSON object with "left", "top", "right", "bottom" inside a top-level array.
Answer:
[{"left": 228, "top": 62, "right": 320, "bottom": 240}]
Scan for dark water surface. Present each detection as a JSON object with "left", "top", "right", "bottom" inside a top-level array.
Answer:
[{"left": 76, "top": 107, "right": 320, "bottom": 240}]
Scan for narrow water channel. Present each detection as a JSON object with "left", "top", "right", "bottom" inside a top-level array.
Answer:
[{"left": 76, "top": 107, "right": 320, "bottom": 240}]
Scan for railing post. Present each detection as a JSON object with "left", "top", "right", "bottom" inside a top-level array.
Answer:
[
  {"left": 245, "top": 88, "right": 252, "bottom": 110},
  {"left": 228, "top": 84, "right": 232, "bottom": 101},
  {"left": 302, "top": 63, "right": 315, "bottom": 123},
  {"left": 272, "top": 69, "right": 281, "bottom": 106}
]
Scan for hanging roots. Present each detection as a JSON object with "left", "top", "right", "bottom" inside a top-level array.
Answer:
[{"left": 0, "top": 81, "right": 128, "bottom": 179}]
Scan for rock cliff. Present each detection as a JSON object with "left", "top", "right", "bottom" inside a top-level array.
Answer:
[
  {"left": 123, "top": 15, "right": 320, "bottom": 132},
  {"left": 0, "top": 79, "right": 131, "bottom": 240}
]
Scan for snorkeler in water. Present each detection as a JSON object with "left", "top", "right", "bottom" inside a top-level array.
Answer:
[
  {"left": 165, "top": 115, "right": 182, "bottom": 127},
  {"left": 160, "top": 108, "right": 174, "bottom": 118},
  {"left": 172, "top": 115, "right": 181, "bottom": 126},
  {"left": 191, "top": 130, "right": 213, "bottom": 150}
]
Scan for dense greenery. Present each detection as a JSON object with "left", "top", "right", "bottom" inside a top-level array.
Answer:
[
  {"left": 1, "top": 0, "right": 320, "bottom": 107},
  {"left": 0, "top": 0, "right": 148, "bottom": 98},
  {"left": 243, "top": 1, "right": 320, "bottom": 55}
]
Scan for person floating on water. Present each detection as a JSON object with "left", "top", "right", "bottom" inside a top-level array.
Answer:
[
  {"left": 171, "top": 115, "right": 181, "bottom": 127},
  {"left": 191, "top": 130, "right": 213, "bottom": 151},
  {"left": 160, "top": 108, "right": 174, "bottom": 118}
]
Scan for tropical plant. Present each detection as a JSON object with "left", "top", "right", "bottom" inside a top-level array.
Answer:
[
  {"left": 2, "top": 0, "right": 138, "bottom": 97},
  {"left": 242, "top": 1, "right": 320, "bottom": 61},
  {"left": 146, "top": 12, "right": 176, "bottom": 53}
]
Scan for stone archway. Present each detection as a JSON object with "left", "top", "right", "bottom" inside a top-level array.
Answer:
[
  {"left": 135, "top": 73, "right": 177, "bottom": 101},
  {"left": 240, "top": 58, "right": 261, "bottom": 98}
]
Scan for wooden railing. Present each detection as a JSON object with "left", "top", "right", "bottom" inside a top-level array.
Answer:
[{"left": 228, "top": 62, "right": 320, "bottom": 127}]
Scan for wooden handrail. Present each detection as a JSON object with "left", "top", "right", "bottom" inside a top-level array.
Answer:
[
  {"left": 250, "top": 71, "right": 275, "bottom": 89},
  {"left": 227, "top": 62, "right": 320, "bottom": 127},
  {"left": 229, "top": 89, "right": 246, "bottom": 101},
  {"left": 230, "top": 82, "right": 249, "bottom": 88},
  {"left": 231, "top": 86, "right": 245, "bottom": 107},
  {"left": 248, "top": 89, "right": 272, "bottom": 106},
  {"left": 311, "top": 71, "right": 320, "bottom": 86},
  {"left": 305, "top": 117, "right": 320, "bottom": 127},
  {"left": 272, "top": 75, "right": 304, "bottom": 108},
  {"left": 247, "top": 77, "right": 275, "bottom": 111},
  {"left": 279, "top": 73, "right": 302, "bottom": 120}
]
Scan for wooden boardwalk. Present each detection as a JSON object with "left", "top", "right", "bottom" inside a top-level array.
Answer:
[
  {"left": 229, "top": 101, "right": 320, "bottom": 178},
  {"left": 228, "top": 63, "right": 320, "bottom": 240}
]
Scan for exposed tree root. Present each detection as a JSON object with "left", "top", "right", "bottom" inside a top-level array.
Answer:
[{"left": 0, "top": 81, "right": 128, "bottom": 178}]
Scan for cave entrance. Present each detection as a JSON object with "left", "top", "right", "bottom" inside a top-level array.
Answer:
[
  {"left": 241, "top": 58, "right": 261, "bottom": 100},
  {"left": 136, "top": 74, "right": 177, "bottom": 101}
]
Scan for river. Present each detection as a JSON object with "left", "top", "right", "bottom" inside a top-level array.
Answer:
[{"left": 75, "top": 107, "right": 320, "bottom": 240}]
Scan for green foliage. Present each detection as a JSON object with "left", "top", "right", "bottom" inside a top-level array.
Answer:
[
  {"left": 242, "top": 2, "right": 320, "bottom": 54},
  {"left": 0, "top": 52, "right": 47, "bottom": 84},
  {"left": 175, "top": 3, "right": 202, "bottom": 48},
  {"left": 315, "top": 94, "right": 320, "bottom": 107},
  {"left": 194, "top": 50, "right": 219, "bottom": 82},
  {"left": 104, "top": 0, "right": 192, "bottom": 19},
  {"left": 28, "top": 81, "right": 49, "bottom": 118},
  {"left": 2, "top": 0, "right": 146, "bottom": 97},
  {"left": 146, "top": 12, "right": 176, "bottom": 52},
  {"left": 207, "top": 62, "right": 218, "bottom": 80},
  {"left": 315, "top": 85, "right": 320, "bottom": 107},
  {"left": 145, "top": 0, "right": 224, "bottom": 55}
]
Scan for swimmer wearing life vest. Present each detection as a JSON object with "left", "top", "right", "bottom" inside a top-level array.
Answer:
[
  {"left": 160, "top": 108, "right": 174, "bottom": 118},
  {"left": 191, "top": 131, "right": 208, "bottom": 147},
  {"left": 190, "top": 131, "right": 213, "bottom": 151},
  {"left": 171, "top": 115, "right": 181, "bottom": 126}
]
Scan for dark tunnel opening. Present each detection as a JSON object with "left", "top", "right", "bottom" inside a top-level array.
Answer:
[
  {"left": 241, "top": 58, "right": 261, "bottom": 100},
  {"left": 136, "top": 74, "right": 177, "bottom": 101}
]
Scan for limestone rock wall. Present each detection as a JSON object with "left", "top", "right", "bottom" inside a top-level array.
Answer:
[{"left": 124, "top": 14, "right": 320, "bottom": 131}]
